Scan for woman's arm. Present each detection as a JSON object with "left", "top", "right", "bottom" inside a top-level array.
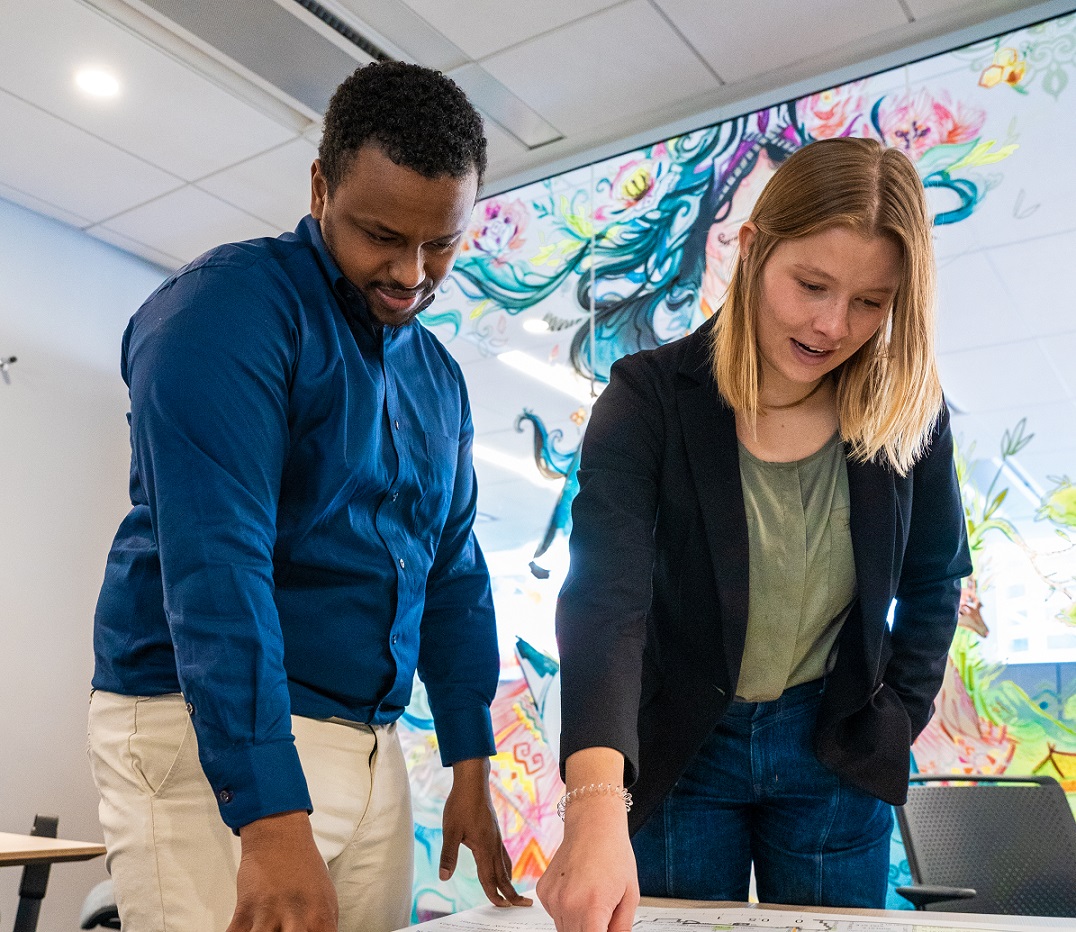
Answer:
[
  {"left": 557, "top": 354, "right": 667, "bottom": 786},
  {"left": 542, "top": 353, "right": 669, "bottom": 932},
  {"left": 537, "top": 748, "right": 639, "bottom": 932}
]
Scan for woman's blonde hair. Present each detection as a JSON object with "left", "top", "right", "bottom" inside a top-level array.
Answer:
[{"left": 711, "top": 136, "right": 942, "bottom": 475}]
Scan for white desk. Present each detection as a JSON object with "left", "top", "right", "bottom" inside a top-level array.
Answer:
[
  {"left": 642, "top": 898, "right": 1068, "bottom": 927},
  {"left": 0, "top": 831, "right": 106, "bottom": 868},
  {"left": 402, "top": 897, "right": 1070, "bottom": 930}
]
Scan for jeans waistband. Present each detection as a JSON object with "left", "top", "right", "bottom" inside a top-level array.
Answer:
[{"left": 728, "top": 677, "right": 826, "bottom": 712}]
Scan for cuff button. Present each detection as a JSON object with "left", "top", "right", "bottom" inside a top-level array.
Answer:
[{"left": 218, "top": 789, "right": 233, "bottom": 804}]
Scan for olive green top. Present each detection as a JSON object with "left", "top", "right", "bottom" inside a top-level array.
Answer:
[{"left": 734, "top": 432, "right": 857, "bottom": 702}]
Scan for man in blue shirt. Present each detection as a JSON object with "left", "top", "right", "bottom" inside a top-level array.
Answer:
[{"left": 88, "top": 62, "right": 528, "bottom": 931}]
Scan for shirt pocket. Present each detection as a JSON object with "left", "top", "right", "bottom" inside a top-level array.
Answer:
[{"left": 415, "top": 430, "right": 459, "bottom": 531}]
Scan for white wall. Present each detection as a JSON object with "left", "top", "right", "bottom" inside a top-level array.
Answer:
[{"left": 0, "top": 197, "right": 164, "bottom": 930}]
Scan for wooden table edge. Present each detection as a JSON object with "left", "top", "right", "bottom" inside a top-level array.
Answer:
[{"left": 0, "top": 832, "right": 107, "bottom": 866}]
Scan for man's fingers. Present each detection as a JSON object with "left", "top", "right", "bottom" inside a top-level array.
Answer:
[
  {"left": 475, "top": 859, "right": 510, "bottom": 908},
  {"left": 438, "top": 827, "right": 463, "bottom": 881},
  {"left": 494, "top": 843, "right": 532, "bottom": 906},
  {"left": 470, "top": 839, "right": 515, "bottom": 908}
]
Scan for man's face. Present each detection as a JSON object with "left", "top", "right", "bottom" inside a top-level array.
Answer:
[{"left": 311, "top": 145, "right": 479, "bottom": 328}]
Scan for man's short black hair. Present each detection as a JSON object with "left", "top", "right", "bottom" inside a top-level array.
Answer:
[{"left": 319, "top": 62, "right": 487, "bottom": 193}]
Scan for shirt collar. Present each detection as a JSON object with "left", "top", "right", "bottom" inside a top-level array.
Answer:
[{"left": 296, "top": 214, "right": 387, "bottom": 341}]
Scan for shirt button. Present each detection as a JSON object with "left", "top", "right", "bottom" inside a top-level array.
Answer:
[
  {"left": 398, "top": 557, "right": 405, "bottom": 569},
  {"left": 185, "top": 702, "right": 195, "bottom": 716},
  {"left": 391, "top": 491, "right": 399, "bottom": 502},
  {"left": 391, "top": 634, "right": 399, "bottom": 645},
  {"left": 218, "top": 789, "right": 233, "bottom": 804},
  {"left": 394, "top": 419, "right": 400, "bottom": 430}
]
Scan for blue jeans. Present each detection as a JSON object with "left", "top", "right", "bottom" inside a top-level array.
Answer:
[{"left": 632, "top": 679, "right": 893, "bottom": 907}]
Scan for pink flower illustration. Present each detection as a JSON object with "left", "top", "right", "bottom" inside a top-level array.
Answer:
[
  {"left": 594, "top": 156, "right": 673, "bottom": 222},
  {"left": 877, "top": 90, "right": 985, "bottom": 161},
  {"left": 800, "top": 81, "right": 868, "bottom": 140},
  {"left": 464, "top": 199, "right": 528, "bottom": 261}
]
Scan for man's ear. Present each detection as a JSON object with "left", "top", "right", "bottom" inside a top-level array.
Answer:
[{"left": 310, "top": 159, "right": 328, "bottom": 219}]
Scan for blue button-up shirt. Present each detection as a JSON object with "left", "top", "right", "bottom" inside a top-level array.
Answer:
[{"left": 93, "top": 216, "right": 498, "bottom": 831}]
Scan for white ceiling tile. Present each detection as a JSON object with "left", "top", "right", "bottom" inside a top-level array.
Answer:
[
  {"left": 95, "top": 186, "right": 280, "bottom": 265},
  {"left": 653, "top": 0, "right": 907, "bottom": 82},
  {"left": 401, "top": 0, "right": 625, "bottom": 60},
  {"left": 904, "top": 0, "right": 1027, "bottom": 19},
  {"left": 197, "top": 138, "right": 317, "bottom": 230},
  {"left": 86, "top": 225, "right": 183, "bottom": 271},
  {"left": 335, "top": 0, "right": 470, "bottom": 71},
  {"left": 0, "top": 0, "right": 295, "bottom": 181},
  {"left": 938, "top": 339, "right": 1069, "bottom": 414},
  {"left": 482, "top": 0, "right": 719, "bottom": 137},
  {"left": 481, "top": 118, "right": 530, "bottom": 180},
  {"left": 0, "top": 182, "right": 91, "bottom": 230},
  {"left": 0, "top": 88, "right": 181, "bottom": 224}
]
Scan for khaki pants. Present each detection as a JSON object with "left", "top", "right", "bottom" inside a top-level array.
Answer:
[{"left": 87, "top": 690, "right": 414, "bottom": 932}]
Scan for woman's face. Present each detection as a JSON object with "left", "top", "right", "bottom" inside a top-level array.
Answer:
[{"left": 740, "top": 223, "right": 902, "bottom": 398}]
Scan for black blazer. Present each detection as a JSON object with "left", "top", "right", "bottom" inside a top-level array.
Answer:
[{"left": 557, "top": 316, "right": 973, "bottom": 835}]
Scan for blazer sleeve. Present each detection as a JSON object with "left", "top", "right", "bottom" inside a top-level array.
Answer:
[
  {"left": 885, "top": 403, "right": 973, "bottom": 738},
  {"left": 557, "top": 354, "right": 667, "bottom": 786}
]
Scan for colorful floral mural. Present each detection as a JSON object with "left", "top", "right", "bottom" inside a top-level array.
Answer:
[{"left": 406, "top": 9, "right": 1076, "bottom": 917}]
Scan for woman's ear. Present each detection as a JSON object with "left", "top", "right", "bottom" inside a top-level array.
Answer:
[{"left": 738, "top": 221, "right": 757, "bottom": 259}]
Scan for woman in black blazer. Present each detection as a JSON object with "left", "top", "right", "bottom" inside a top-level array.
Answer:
[{"left": 538, "top": 138, "right": 972, "bottom": 931}]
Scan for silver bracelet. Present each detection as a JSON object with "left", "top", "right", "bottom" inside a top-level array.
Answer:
[{"left": 557, "top": 782, "right": 633, "bottom": 820}]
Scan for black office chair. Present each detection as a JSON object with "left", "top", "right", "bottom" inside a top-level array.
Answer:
[
  {"left": 13, "top": 814, "right": 58, "bottom": 932},
  {"left": 896, "top": 774, "right": 1076, "bottom": 917}
]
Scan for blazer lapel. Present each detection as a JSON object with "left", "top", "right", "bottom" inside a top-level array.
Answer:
[{"left": 676, "top": 327, "right": 750, "bottom": 690}]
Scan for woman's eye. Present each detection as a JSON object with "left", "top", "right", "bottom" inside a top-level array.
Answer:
[
  {"left": 861, "top": 298, "right": 883, "bottom": 309},
  {"left": 366, "top": 230, "right": 394, "bottom": 243},
  {"left": 798, "top": 280, "right": 823, "bottom": 293}
]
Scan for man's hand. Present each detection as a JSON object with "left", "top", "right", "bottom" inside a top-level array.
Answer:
[
  {"left": 439, "top": 757, "right": 532, "bottom": 908},
  {"left": 227, "top": 810, "right": 338, "bottom": 931}
]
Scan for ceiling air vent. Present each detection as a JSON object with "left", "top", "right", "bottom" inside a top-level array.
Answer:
[
  {"left": 291, "top": 0, "right": 394, "bottom": 63},
  {"left": 107, "top": 0, "right": 398, "bottom": 115}
]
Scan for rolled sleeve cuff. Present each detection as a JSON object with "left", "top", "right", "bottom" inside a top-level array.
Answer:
[
  {"left": 432, "top": 705, "right": 496, "bottom": 766},
  {"left": 201, "top": 738, "right": 312, "bottom": 833}
]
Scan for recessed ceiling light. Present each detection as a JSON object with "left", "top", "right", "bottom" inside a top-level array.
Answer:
[{"left": 75, "top": 67, "right": 121, "bottom": 99}]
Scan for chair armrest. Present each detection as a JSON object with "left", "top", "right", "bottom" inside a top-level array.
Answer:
[{"left": 896, "top": 884, "right": 978, "bottom": 909}]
